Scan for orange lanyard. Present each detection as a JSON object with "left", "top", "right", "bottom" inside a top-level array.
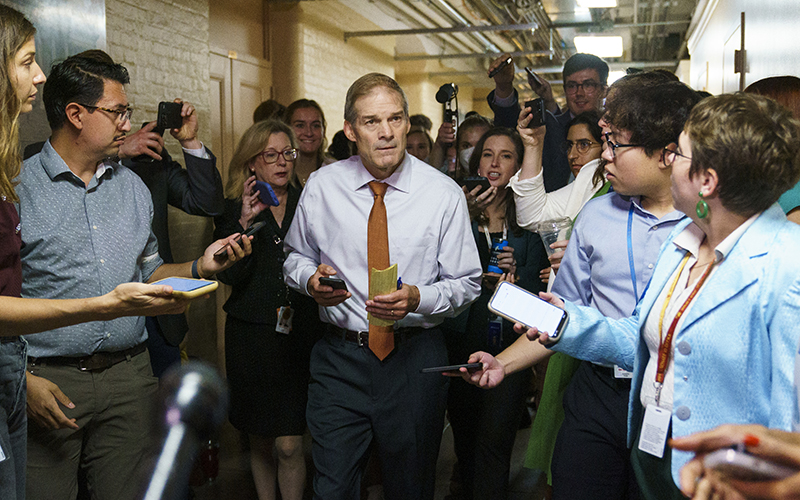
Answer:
[{"left": 653, "top": 252, "right": 715, "bottom": 406}]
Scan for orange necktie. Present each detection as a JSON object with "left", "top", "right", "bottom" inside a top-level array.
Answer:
[{"left": 367, "top": 181, "right": 394, "bottom": 360}]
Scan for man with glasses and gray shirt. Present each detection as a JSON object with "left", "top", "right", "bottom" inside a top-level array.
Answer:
[{"left": 17, "top": 52, "right": 249, "bottom": 500}]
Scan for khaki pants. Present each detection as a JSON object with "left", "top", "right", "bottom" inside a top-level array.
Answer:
[{"left": 26, "top": 349, "right": 158, "bottom": 500}]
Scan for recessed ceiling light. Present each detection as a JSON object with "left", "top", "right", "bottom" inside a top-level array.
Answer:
[
  {"left": 577, "top": 0, "right": 617, "bottom": 7},
  {"left": 574, "top": 36, "right": 624, "bottom": 58}
]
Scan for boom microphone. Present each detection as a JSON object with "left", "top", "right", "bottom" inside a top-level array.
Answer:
[
  {"left": 143, "top": 362, "right": 228, "bottom": 500},
  {"left": 436, "top": 83, "right": 459, "bottom": 103}
]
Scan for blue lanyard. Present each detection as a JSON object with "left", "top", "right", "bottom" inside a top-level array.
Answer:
[{"left": 627, "top": 203, "right": 638, "bottom": 300}]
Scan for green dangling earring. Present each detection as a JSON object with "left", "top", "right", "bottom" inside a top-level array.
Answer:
[{"left": 696, "top": 191, "right": 709, "bottom": 219}]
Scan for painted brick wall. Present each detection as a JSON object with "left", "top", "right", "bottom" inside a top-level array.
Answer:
[
  {"left": 271, "top": 2, "right": 395, "bottom": 139},
  {"left": 106, "top": 0, "right": 219, "bottom": 365}
]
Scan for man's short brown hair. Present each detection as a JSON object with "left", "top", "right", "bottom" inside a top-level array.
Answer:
[{"left": 344, "top": 73, "right": 408, "bottom": 125}]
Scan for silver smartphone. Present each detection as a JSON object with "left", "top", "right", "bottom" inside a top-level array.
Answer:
[
  {"left": 488, "top": 281, "right": 568, "bottom": 340},
  {"left": 704, "top": 448, "right": 796, "bottom": 481}
]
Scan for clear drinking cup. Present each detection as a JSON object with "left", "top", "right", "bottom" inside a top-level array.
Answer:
[{"left": 535, "top": 217, "right": 573, "bottom": 257}]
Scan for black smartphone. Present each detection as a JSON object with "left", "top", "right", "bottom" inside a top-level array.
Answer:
[
  {"left": 488, "top": 281, "right": 569, "bottom": 340},
  {"left": 421, "top": 363, "right": 483, "bottom": 374},
  {"left": 213, "top": 221, "right": 267, "bottom": 258},
  {"left": 319, "top": 276, "right": 348, "bottom": 291},
  {"left": 525, "top": 67, "right": 544, "bottom": 89},
  {"left": 462, "top": 176, "right": 491, "bottom": 196},
  {"left": 157, "top": 101, "right": 183, "bottom": 132},
  {"left": 488, "top": 56, "right": 513, "bottom": 78},
  {"left": 524, "top": 98, "right": 546, "bottom": 128}
]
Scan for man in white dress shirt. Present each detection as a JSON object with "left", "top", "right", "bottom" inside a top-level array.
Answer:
[{"left": 284, "top": 73, "right": 481, "bottom": 499}]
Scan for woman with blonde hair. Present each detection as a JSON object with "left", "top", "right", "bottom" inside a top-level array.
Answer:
[{"left": 215, "top": 119, "right": 319, "bottom": 500}]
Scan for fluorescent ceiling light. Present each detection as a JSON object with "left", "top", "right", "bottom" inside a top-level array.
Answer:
[
  {"left": 577, "top": 0, "right": 617, "bottom": 7},
  {"left": 607, "top": 70, "right": 626, "bottom": 86},
  {"left": 574, "top": 36, "right": 623, "bottom": 58}
]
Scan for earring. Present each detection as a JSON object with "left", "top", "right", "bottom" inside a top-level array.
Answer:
[{"left": 696, "top": 191, "right": 709, "bottom": 219}]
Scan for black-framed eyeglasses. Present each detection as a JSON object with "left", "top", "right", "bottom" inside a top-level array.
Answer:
[
  {"left": 76, "top": 103, "right": 133, "bottom": 124},
  {"left": 564, "top": 80, "right": 603, "bottom": 95},
  {"left": 562, "top": 139, "right": 602, "bottom": 155},
  {"left": 258, "top": 149, "right": 298, "bottom": 164},
  {"left": 662, "top": 147, "right": 692, "bottom": 167},
  {"left": 604, "top": 132, "right": 642, "bottom": 160}
]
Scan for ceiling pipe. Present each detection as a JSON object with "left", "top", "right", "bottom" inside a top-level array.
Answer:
[
  {"left": 395, "top": 49, "right": 553, "bottom": 61},
  {"left": 344, "top": 23, "right": 539, "bottom": 41},
  {"left": 428, "top": 0, "right": 501, "bottom": 53}
]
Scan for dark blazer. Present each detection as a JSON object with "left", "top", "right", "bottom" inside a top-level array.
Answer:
[
  {"left": 214, "top": 188, "right": 300, "bottom": 324},
  {"left": 124, "top": 148, "right": 224, "bottom": 345},
  {"left": 487, "top": 89, "right": 572, "bottom": 192}
]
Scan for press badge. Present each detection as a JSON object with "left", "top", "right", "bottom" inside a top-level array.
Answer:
[
  {"left": 614, "top": 365, "right": 633, "bottom": 379},
  {"left": 487, "top": 316, "right": 503, "bottom": 350},
  {"left": 638, "top": 404, "right": 671, "bottom": 458},
  {"left": 276, "top": 306, "right": 293, "bottom": 334}
]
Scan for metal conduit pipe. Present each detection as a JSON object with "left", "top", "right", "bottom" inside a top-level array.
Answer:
[
  {"left": 377, "top": 0, "right": 474, "bottom": 55},
  {"left": 427, "top": 0, "right": 501, "bottom": 53},
  {"left": 385, "top": 0, "right": 485, "bottom": 54}
]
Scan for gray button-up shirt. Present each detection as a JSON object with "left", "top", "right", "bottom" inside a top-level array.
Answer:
[{"left": 18, "top": 141, "right": 163, "bottom": 357}]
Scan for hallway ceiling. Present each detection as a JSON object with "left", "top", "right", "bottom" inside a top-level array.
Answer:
[{"left": 332, "top": 0, "right": 699, "bottom": 100}]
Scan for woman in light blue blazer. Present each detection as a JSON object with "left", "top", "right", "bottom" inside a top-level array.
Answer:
[{"left": 527, "top": 93, "right": 800, "bottom": 498}]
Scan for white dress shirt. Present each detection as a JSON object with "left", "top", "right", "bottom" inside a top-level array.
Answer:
[{"left": 283, "top": 153, "right": 482, "bottom": 331}]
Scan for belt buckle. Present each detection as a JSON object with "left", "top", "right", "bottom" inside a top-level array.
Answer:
[
  {"left": 356, "top": 331, "right": 368, "bottom": 347},
  {"left": 77, "top": 359, "right": 90, "bottom": 371}
]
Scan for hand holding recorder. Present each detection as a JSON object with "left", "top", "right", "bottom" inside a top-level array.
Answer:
[{"left": 672, "top": 424, "right": 800, "bottom": 500}]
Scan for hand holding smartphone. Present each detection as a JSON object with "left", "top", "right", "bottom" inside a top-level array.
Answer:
[
  {"left": 704, "top": 448, "right": 796, "bottom": 481},
  {"left": 213, "top": 221, "right": 267, "bottom": 258},
  {"left": 488, "top": 281, "right": 568, "bottom": 340},
  {"left": 319, "top": 276, "right": 348, "bottom": 291},
  {"left": 523, "top": 98, "right": 546, "bottom": 129},
  {"left": 150, "top": 277, "right": 218, "bottom": 299},
  {"left": 461, "top": 176, "right": 491, "bottom": 196},
  {"left": 421, "top": 363, "right": 483, "bottom": 374}
]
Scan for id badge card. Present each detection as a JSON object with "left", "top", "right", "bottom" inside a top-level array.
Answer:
[
  {"left": 487, "top": 316, "right": 503, "bottom": 351},
  {"left": 638, "top": 404, "right": 671, "bottom": 458},
  {"left": 614, "top": 365, "right": 633, "bottom": 379},
  {"left": 276, "top": 306, "right": 293, "bottom": 334}
]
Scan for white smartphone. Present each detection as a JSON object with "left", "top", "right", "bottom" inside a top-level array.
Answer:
[
  {"left": 150, "top": 277, "right": 219, "bottom": 299},
  {"left": 488, "top": 281, "right": 568, "bottom": 340},
  {"left": 704, "top": 448, "right": 796, "bottom": 481}
]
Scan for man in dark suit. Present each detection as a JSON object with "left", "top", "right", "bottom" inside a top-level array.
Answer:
[
  {"left": 119, "top": 99, "right": 224, "bottom": 377},
  {"left": 486, "top": 53, "right": 609, "bottom": 192}
]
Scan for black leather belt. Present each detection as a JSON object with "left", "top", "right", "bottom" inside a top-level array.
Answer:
[
  {"left": 329, "top": 325, "right": 424, "bottom": 347},
  {"left": 1, "top": 336, "right": 20, "bottom": 344},
  {"left": 28, "top": 343, "right": 146, "bottom": 372}
]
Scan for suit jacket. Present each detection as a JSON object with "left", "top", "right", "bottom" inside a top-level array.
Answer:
[
  {"left": 124, "top": 148, "right": 224, "bottom": 345},
  {"left": 553, "top": 203, "right": 800, "bottom": 485},
  {"left": 487, "top": 89, "right": 572, "bottom": 192}
]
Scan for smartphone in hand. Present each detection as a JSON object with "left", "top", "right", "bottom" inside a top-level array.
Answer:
[
  {"left": 523, "top": 99, "right": 546, "bottom": 128},
  {"left": 319, "top": 276, "right": 348, "bottom": 291},
  {"left": 488, "top": 281, "right": 568, "bottom": 340},
  {"left": 213, "top": 221, "right": 267, "bottom": 258},
  {"left": 461, "top": 176, "right": 491, "bottom": 196}
]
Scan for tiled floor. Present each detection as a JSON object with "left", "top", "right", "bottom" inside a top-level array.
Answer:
[{"left": 192, "top": 413, "right": 548, "bottom": 500}]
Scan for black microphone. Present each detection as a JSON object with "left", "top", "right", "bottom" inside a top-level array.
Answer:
[
  {"left": 143, "top": 362, "right": 228, "bottom": 500},
  {"left": 436, "top": 83, "right": 459, "bottom": 104}
]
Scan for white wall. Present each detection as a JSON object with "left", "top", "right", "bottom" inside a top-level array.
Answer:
[{"left": 687, "top": 0, "right": 800, "bottom": 94}]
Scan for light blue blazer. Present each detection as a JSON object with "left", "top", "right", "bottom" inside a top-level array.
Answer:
[{"left": 553, "top": 203, "right": 800, "bottom": 485}]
